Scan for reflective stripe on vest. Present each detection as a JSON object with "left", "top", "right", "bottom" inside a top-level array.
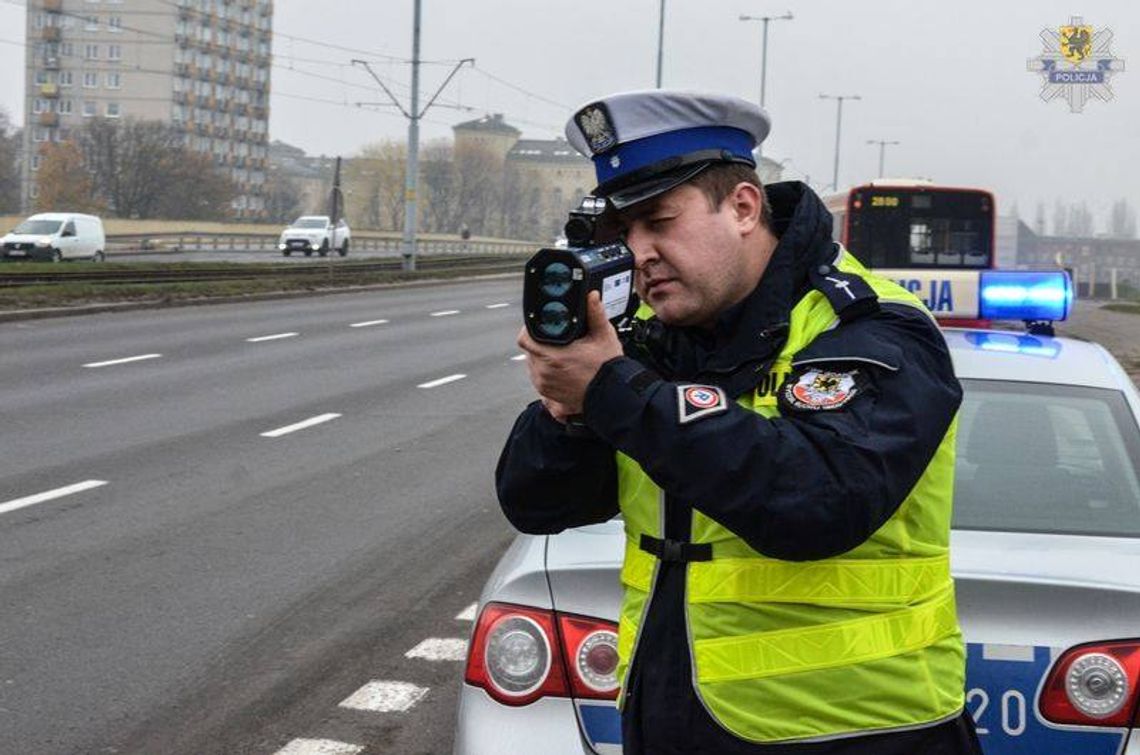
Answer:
[
  {"left": 621, "top": 536, "right": 950, "bottom": 604},
  {"left": 692, "top": 588, "right": 959, "bottom": 683}
]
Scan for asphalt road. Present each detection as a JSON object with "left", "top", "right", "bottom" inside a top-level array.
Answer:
[{"left": 0, "top": 278, "right": 531, "bottom": 754}]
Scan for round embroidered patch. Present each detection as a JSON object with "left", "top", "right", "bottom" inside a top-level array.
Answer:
[
  {"left": 684, "top": 386, "right": 721, "bottom": 409},
  {"left": 784, "top": 369, "right": 859, "bottom": 411}
]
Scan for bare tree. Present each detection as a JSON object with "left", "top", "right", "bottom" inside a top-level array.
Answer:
[
  {"left": 76, "top": 118, "right": 234, "bottom": 219},
  {"left": 1052, "top": 198, "right": 1067, "bottom": 236},
  {"left": 34, "top": 141, "right": 103, "bottom": 213},
  {"left": 419, "top": 140, "right": 457, "bottom": 234},
  {"left": 345, "top": 140, "right": 406, "bottom": 231},
  {"left": 1109, "top": 198, "right": 1137, "bottom": 239},
  {"left": 0, "top": 107, "right": 21, "bottom": 214},
  {"left": 1034, "top": 201, "right": 1046, "bottom": 235},
  {"left": 263, "top": 167, "right": 304, "bottom": 224},
  {"left": 453, "top": 142, "right": 503, "bottom": 235},
  {"left": 1067, "top": 201, "right": 1094, "bottom": 237}
]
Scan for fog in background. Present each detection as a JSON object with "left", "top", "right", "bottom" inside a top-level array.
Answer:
[{"left": 2, "top": 0, "right": 1135, "bottom": 228}]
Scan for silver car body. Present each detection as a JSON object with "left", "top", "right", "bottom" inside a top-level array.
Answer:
[{"left": 455, "top": 327, "right": 1140, "bottom": 755}]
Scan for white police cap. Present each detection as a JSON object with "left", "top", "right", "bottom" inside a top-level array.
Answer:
[{"left": 565, "top": 90, "right": 771, "bottom": 209}]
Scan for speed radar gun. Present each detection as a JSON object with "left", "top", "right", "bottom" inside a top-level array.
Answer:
[{"left": 523, "top": 196, "right": 636, "bottom": 345}]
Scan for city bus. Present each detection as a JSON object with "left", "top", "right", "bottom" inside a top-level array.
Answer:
[{"left": 823, "top": 179, "right": 996, "bottom": 324}]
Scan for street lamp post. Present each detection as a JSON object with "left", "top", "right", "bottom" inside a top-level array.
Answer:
[
  {"left": 818, "top": 93, "right": 861, "bottom": 191},
  {"left": 656, "top": 0, "right": 666, "bottom": 87},
  {"left": 738, "top": 12, "right": 793, "bottom": 109},
  {"left": 866, "top": 139, "right": 900, "bottom": 178}
]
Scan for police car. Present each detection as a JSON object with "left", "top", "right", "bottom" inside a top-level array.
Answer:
[{"left": 455, "top": 271, "right": 1140, "bottom": 755}]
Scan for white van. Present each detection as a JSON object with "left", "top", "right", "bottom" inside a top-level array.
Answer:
[{"left": 1, "top": 213, "right": 107, "bottom": 262}]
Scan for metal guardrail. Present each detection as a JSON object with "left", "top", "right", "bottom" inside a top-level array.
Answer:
[{"left": 104, "top": 232, "right": 538, "bottom": 257}]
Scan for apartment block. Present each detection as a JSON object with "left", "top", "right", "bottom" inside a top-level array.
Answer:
[{"left": 22, "top": 0, "right": 273, "bottom": 218}]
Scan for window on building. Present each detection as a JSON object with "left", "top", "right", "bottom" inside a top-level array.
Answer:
[
  {"left": 105, "top": 72, "right": 121, "bottom": 88},
  {"left": 82, "top": 101, "right": 96, "bottom": 117},
  {"left": 32, "top": 99, "right": 46, "bottom": 114},
  {"left": 83, "top": 72, "right": 98, "bottom": 88},
  {"left": 106, "top": 102, "right": 121, "bottom": 118},
  {"left": 35, "top": 70, "right": 48, "bottom": 85},
  {"left": 58, "top": 99, "right": 73, "bottom": 114},
  {"left": 108, "top": 16, "right": 122, "bottom": 32},
  {"left": 31, "top": 154, "right": 41, "bottom": 171},
  {"left": 60, "top": 41, "right": 73, "bottom": 57},
  {"left": 33, "top": 128, "right": 48, "bottom": 142},
  {"left": 59, "top": 71, "right": 73, "bottom": 87},
  {"left": 84, "top": 44, "right": 99, "bottom": 60},
  {"left": 107, "top": 44, "right": 121, "bottom": 61},
  {"left": 85, "top": 15, "right": 99, "bottom": 31}
]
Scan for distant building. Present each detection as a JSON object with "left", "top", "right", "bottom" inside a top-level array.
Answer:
[
  {"left": 268, "top": 140, "right": 334, "bottom": 216},
  {"left": 21, "top": 0, "right": 273, "bottom": 218},
  {"left": 1014, "top": 221, "right": 1140, "bottom": 295}
]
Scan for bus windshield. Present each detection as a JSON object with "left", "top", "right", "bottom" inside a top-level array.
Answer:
[{"left": 845, "top": 188, "right": 992, "bottom": 269}]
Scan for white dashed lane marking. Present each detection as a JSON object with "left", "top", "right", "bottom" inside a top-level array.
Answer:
[
  {"left": 0, "top": 480, "right": 108, "bottom": 517},
  {"left": 455, "top": 603, "right": 477, "bottom": 622},
  {"left": 430, "top": 309, "right": 460, "bottom": 317},
  {"left": 246, "top": 332, "right": 299, "bottom": 343},
  {"left": 339, "top": 680, "right": 430, "bottom": 713},
  {"left": 274, "top": 739, "right": 364, "bottom": 755},
  {"left": 83, "top": 354, "right": 162, "bottom": 368},
  {"left": 260, "top": 413, "right": 342, "bottom": 438},
  {"left": 405, "top": 637, "right": 468, "bottom": 662},
  {"left": 348, "top": 319, "right": 389, "bottom": 328},
  {"left": 417, "top": 374, "right": 466, "bottom": 389},
  {"left": 485, "top": 302, "right": 510, "bottom": 309}
]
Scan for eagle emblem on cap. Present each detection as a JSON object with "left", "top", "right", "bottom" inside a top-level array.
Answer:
[{"left": 575, "top": 104, "right": 617, "bottom": 154}]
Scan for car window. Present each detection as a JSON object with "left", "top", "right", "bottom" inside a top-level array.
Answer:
[
  {"left": 292, "top": 218, "right": 328, "bottom": 229},
  {"left": 12, "top": 219, "right": 62, "bottom": 234},
  {"left": 953, "top": 379, "right": 1140, "bottom": 536}
]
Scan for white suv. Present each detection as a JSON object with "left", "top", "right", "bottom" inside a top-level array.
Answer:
[{"left": 278, "top": 216, "right": 350, "bottom": 257}]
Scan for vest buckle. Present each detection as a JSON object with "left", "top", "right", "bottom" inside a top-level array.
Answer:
[{"left": 639, "top": 534, "right": 712, "bottom": 563}]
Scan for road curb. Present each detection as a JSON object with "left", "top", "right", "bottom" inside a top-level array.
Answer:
[{"left": 0, "top": 272, "right": 521, "bottom": 323}]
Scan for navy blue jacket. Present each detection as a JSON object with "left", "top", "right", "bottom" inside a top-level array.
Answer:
[{"left": 496, "top": 182, "right": 980, "bottom": 754}]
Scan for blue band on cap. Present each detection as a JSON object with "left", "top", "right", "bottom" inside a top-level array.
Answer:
[{"left": 593, "top": 126, "right": 755, "bottom": 185}]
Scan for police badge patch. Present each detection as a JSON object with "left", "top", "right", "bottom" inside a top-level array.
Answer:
[
  {"left": 575, "top": 103, "right": 617, "bottom": 154},
  {"left": 677, "top": 384, "right": 728, "bottom": 425},
  {"left": 781, "top": 368, "right": 863, "bottom": 412}
]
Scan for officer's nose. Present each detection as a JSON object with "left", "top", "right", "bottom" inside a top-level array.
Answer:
[{"left": 624, "top": 223, "right": 659, "bottom": 272}]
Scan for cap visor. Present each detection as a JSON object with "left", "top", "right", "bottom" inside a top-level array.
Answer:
[{"left": 601, "top": 163, "right": 711, "bottom": 210}]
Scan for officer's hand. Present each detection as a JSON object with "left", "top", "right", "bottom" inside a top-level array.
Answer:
[{"left": 518, "top": 291, "right": 623, "bottom": 415}]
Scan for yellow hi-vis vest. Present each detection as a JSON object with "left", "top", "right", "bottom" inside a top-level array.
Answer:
[{"left": 615, "top": 250, "right": 964, "bottom": 743}]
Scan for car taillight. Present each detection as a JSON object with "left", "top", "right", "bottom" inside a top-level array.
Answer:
[
  {"left": 559, "top": 615, "right": 620, "bottom": 700},
  {"left": 464, "top": 602, "right": 620, "bottom": 705},
  {"left": 1039, "top": 640, "right": 1140, "bottom": 727}
]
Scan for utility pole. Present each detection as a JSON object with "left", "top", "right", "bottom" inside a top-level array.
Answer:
[
  {"left": 655, "top": 0, "right": 666, "bottom": 87},
  {"left": 819, "top": 93, "right": 861, "bottom": 191},
  {"left": 353, "top": 0, "right": 471, "bottom": 272},
  {"left": 866, "top": 139, "right": 899, "bottom": 177}
]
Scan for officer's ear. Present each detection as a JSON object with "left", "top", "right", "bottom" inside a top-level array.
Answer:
[{"left": 728, "top": 181, "right": 764, "bottom": 234}]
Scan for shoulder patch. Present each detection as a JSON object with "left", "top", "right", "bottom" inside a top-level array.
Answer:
[
  {"left": 677, "top": 384, "right": 728, "bottom": 425},
  {"left": 781, "top": 368, "right": 864, "bottom": 412}
]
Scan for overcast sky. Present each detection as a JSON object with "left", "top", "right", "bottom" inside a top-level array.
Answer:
[{"left": 2, "top": 0, "right": 1136, "bottom": 229}]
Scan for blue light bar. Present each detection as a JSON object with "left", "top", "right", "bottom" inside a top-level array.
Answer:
[
  {"left": 978, "top": 271, "right": 1072, "bottom": 322},
  {"left": 964, "top": 332, "right": 1062, "bottom": 359}
]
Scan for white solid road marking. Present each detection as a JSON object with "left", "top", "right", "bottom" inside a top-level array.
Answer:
[
  {"left": 339, "top": 680, "right": 430, "bottom": 713},
  {"left": 246, "top": 332, "right": 298, "bottom": 343},
  {"left": 485, "top": 302, "right": 510, "bottom": 309},
  {"left": 455, "top": 603, "right": 478, "bottom": 622},
  {"left": 83, "top": 354, "right": 161, "bottom": 368},
  {"left": 349, "top": 319, "right": 389, "bottom": 328},
  {"left": 430, "top": 309, "right": 460, "bottom": 317},
  {"left": 0, "top": 480, "right": 108, "bottom": 516},
  {"left": 405, "top": 637, "right": 468, "bottom": 662},
  {"left": 260, "top": 413, "right": 342, "bottom": 438},
  {"left": 417, "top": 374, "right": 466, "bottom": 389},
  {"left": 274, "top": 739, "right": 364, "bottom": 755},
  {"left": 511, "top": 354, "right": 526, "bottom": 361}
]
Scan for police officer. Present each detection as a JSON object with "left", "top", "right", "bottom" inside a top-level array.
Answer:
[{"left": 497, "top": 90, "right": 983, "bottom": 755}]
